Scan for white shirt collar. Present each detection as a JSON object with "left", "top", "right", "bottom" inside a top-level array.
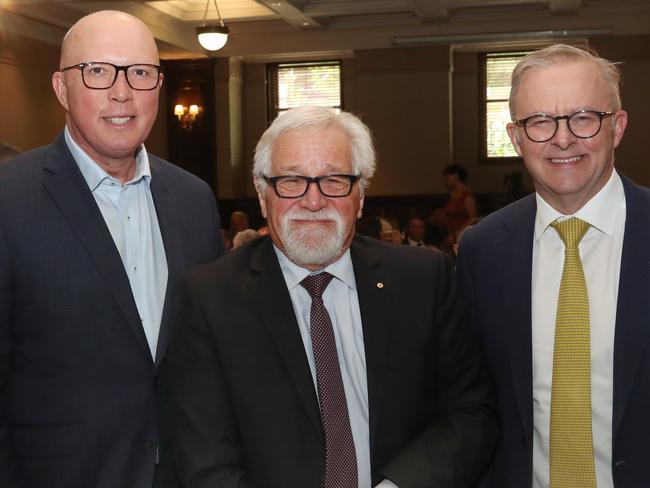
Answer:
[
  {"left": 274, "top": 244, "right": 357, "bottom": 291},
  {"left": 534, "top": 170, "right": 625, "bottom": 240},
  {"left": 64, "top": 125, "right": 151, "bottom": 191}
]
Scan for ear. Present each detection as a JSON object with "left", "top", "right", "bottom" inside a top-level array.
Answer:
[
  {"left": 612, "top": 110, "right": 628, "bottom": 149},
  {"left": 158, "top": 72, "right": 164, "bottom": 89},
  {"left": 506, "top": 122, "right": 524, "bottom": 157},
  {"left": 52, "top": 71, "right": 70, "bottom": 111},
  {"left": 255, "top": 178, "right": 268, "bottom": 219},
  {"left": 357, "top": 193, "right": 364, "bottom": 219}
]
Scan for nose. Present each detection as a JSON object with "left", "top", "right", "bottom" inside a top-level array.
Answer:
[
  {"left": 109, "top": 70, "right": 132, "bottom": 102},
  {"left": 299, "top": 180, "right": 327, "bottom": 211},
  {"left": 551, "top": 118, "right": 576, "bottom": 149}
]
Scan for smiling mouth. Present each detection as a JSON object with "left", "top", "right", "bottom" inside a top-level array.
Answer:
[
  {"left": 104, "top": 116, "right": 134, "bottom": 125},
  {"left": 549, "top": 155, "right": 584, "bottom": 164}
]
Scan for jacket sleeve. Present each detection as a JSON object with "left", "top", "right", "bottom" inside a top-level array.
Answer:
[
  {"left": 379, "top": 254, "right": 498, "bottom": 488},
  {"left": 164, "top": 273, "right": 255, "bottom": 488},
  {"left": 0, "top": 219, "right": 23, "bottom": 487}
]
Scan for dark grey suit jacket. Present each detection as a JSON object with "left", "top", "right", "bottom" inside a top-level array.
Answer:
[
  {"left": 0, "top": 133, "right": 224, "bottom": 488},
  {"left": 456, "top": 173, "right": 650, "bottom": 487},
  {"left": 166, "top": 235, "right": 498, "bottom": 488}
]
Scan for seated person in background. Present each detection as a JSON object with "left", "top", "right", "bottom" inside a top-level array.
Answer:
[
  {"left": 425, "top": 208, "right": 451, "bottom": 250},
  {"left": 223, "top": 209, "right": 249, "bottom": 250},
  {"left": 166, "top": 105, "right": 497, "bottom": 488},
  {"left": 402, "top": 215, "right": 427, "bottom": 246},
  {"left": 232, "top": 228, "right": 260, "bottom": 250},
  {"left": 378, "top": 216, "right": 402, "bottom": 244},
  {"left": 440, "top": 164, "right": 477, "bottom": 236}
]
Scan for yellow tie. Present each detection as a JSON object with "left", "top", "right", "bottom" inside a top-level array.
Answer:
[{"left": 549, "top": 218, "right": 596, "bottom": 488}]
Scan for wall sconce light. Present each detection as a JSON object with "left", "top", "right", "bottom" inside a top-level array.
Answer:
[
  {"left": 197, "top": 0, "right": 229, "bottom": 51},
  {"left": 174, "top": 104, "right": 201, "bottom": 130}
]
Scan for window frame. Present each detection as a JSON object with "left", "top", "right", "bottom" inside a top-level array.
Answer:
[
  {"left": 267, "top": 60, "right": 343, "bottom": 123},
  {"left": 478, "top": 51, "right": 528, "bottom": 165}
]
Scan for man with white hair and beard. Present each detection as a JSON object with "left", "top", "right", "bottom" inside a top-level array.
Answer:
[{"left": 166, "top": 106, "right": 498, "bottom": 488}]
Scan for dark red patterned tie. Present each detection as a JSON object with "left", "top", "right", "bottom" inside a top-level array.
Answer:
[{"left": 301, "top": 273, "right": 358, "bottom": 488}]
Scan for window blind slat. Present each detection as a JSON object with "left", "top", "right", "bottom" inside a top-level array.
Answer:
[
  {"left": 275, "top": 62, "right": 341, "bottom": 111},
  {"left": 484, "top": 51, "right": 530, "bottom": 158}
]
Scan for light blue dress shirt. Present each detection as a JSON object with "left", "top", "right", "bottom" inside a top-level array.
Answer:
[{"left": 64, "top": 127, "right": 168, "bottom": 360}]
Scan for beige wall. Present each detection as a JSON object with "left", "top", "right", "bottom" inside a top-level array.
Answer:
[
  {"left": 0, "top": 35, "right": 64, "bottom": 151},
  {"left": 239, "top": 46, "right": 455, "bottom": 198},
  {"left": 0, "top": 33, "right": 171, "bottom": 159},
  {"left": 5, "top": 33, "right": 650, "bottom": 196},
  {"left": 236, "top": 45, "right": 535, "bottom": 199},
  {"left": 593, "top": 35, "right": 650, "bottom": 185},
  {"left": 344, "top": 47, "right": 452, "bottom": 196},
  {"left": 452, "top": 51, "right": 532, "bottom": 195}
]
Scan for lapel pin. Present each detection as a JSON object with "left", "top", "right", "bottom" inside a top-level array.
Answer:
[{"left": 376, "top": 282, "right": 384, "bottom": 289}]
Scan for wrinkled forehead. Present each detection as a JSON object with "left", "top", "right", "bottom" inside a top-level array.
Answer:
[{"left": 270, "top": 126, "right": 354, "bottom": 175}]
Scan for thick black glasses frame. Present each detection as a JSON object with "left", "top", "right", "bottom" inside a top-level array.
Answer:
[
  {"left": 263, "top": 174, "right": 359, "bottom": 198},
  {"left": 513, "top": 109, "right": 614, "bottom": 143},
  {"left": 60, "top": 62, "right": 161, "bottom": 91}
]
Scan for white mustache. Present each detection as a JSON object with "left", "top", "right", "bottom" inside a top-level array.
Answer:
[{"left": 286, "top": 208, "right": 340, "bottom": 221}]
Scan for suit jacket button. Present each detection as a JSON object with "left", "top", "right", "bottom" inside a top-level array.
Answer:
[
  {"left": 144, "top": 442, "right": 156, "bottom": 454},
  {"left": 153, "top": 377, "right": 161, "bottom": 389}
]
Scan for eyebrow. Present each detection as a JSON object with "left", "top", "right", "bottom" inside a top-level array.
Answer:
[{"left": 275, "top": 163, "right": 348, "bottom": 174}]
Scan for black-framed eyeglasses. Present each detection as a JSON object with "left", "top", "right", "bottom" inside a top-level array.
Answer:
[
  {"left": 60, "top": 62, "right": 161, "bottom": 91},
  {"left": 263, "top": 174, "right": 360, "bottom": 198},
  {"left": 513, "top": 109, "right": 615, "bottom": 143}
]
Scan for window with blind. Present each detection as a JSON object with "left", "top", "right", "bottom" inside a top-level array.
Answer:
[
  {"left": 268, "top": 61, "right": 342, "bottom": 121},
  {"left": 480, "top": 52, "right": 530, "bottom": 162}
]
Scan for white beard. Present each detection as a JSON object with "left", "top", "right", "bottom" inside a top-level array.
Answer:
[{"left": 280, "top": 207, "right": 346, "bottom": 268}]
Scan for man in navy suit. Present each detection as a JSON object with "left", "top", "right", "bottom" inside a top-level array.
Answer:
[
  {"left": 0, "top": 10, "right": 223, "bottom": 488},
  {"left": 456, "top": 44, "right": 650, "bottom": 488}
]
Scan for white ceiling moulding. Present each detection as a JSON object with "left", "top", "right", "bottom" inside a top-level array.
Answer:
[{"left": 392, "top": 28, "right": 613, "bottom": 47}]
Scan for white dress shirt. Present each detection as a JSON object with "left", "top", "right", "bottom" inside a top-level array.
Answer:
[
  {"left": 275, "top": 247, "right": 398, "bottom": 488},
  {"left": 531, "top": 170, "right": 625, "bottom": 488}
]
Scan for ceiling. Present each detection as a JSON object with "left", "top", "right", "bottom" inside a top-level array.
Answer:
[{"left": 2, "top": 0, "right": 650, "bottom": 61}]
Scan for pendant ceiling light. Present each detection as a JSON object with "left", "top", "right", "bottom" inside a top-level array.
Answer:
[{"left": 196, "top": 0, "right": 229, "bottom": 51}]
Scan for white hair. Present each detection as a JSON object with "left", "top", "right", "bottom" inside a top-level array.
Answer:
[{"left": 253, "top": 106, "right": 376, "bottom": 193}]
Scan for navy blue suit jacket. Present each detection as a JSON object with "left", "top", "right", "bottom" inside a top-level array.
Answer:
[
  {"left": 456, "top": 173, "right": 650, "bottom": 487},
  {"left": 0, "top": 134, "right": 224, "bottom": 488}
]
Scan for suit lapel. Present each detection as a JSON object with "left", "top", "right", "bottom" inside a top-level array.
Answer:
[
  {"left": 501, "top": 196, "right": 536, "bottom": 445},
  {"left": 149, "top": 159, "right": 183, "bottom": 367},
  {"left": 246, "top": 239, "right": 323, "bottom": 433},
  {"left": 41, "top": 135, "right": 151, "bottom": 357},
  {"left": 612, "top": 176, "right": 650, "bottom": 440},
  {"left": 350, "top": 237, "right": 391, "bottom": 459}
]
